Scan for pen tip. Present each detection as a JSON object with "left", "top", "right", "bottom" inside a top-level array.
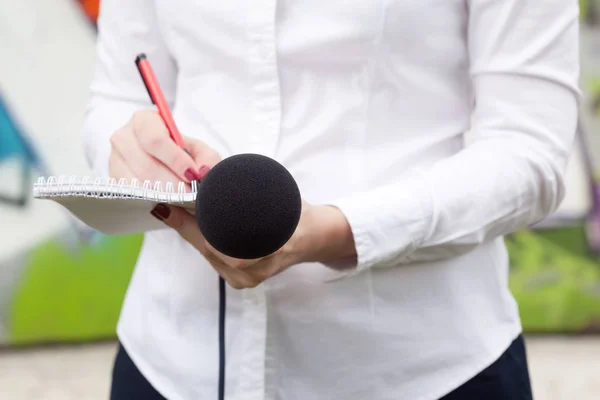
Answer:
[{"left": 135, "top": 53, "right": 147, "bottom": 64}]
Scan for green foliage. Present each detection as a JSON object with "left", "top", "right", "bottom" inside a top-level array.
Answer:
[{"left": 508, "top": 227, "right": 600, "bottom": 333}]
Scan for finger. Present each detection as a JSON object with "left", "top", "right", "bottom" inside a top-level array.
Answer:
[
  {"left": 200, "top": 252, "right": 259, "bottom": 290},
  {"left": 130, "top": 110, "right": 200, "bottom": 182},
  {"left": 155, "top": 204, "right": 211, "bottom": 249},
  {"left": 200, "top": 243, "right": 232, "bottom": 274},
  {"left": 111, "top": 124, "right": 185, "bottom": 188},
  {"left": 220, "top": 267, "right": 261, "bottom": 290},
  {"left": 200, "top": 238, "right": 259, "bottom": 270},
  {"left": 243, "top": 260, "right": 289, "bottom": 283},
  {"left": 184, "top": 137, "right": 222, "bottom": 170},
  {"left": 108, "top": 151, "right": 136, "bottom": 180}
]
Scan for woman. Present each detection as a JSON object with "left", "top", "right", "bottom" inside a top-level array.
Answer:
[{"left": 83, "top": 1, "right": 580, "bottom": 399}]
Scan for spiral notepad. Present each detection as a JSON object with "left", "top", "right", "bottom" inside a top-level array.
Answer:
[{"left": 33, "top": 176, "right": 198, "bottom": 235}]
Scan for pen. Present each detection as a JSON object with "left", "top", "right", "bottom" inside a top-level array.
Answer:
[{"left": 135, "top": 53, "right": 189, "bottom": 153}]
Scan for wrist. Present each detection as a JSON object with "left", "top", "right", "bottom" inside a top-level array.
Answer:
[{"left": 296, "top": 204, "right": 356, "bottom": 265}]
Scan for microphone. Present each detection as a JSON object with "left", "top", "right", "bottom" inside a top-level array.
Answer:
[
  {"left": 195, "top": 153, "right": 302, "bottom": 259},
  {"left": 194, "top": 153, "right": 302, "bottom": 400}
]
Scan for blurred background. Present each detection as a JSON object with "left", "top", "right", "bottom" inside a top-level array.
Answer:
[{"left": 1, "top": 0, "right": 600, "bottom": 399}]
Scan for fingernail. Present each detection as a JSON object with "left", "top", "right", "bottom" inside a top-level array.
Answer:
[
  {"left": 151, "top": 204, "right": 171, "bottom": 220},
  {"left": 198, "top": 165, "right": 211, "bottom": 180},
  {"left": 184, "top": 168, "right": 200, "bottom": 182}
]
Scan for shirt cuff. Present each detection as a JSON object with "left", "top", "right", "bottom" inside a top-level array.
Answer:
[{"left": 324, "top": 170, "right": 434, "bottom": 280}]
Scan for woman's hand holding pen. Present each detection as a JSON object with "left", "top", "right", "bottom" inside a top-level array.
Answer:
[{"left": 108, "top": 110, "right": 222, "bottom": 191}]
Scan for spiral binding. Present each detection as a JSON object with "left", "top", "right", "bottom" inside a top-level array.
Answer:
[{"left": 33, "top": 175, "right": 198, "bottom": 203}]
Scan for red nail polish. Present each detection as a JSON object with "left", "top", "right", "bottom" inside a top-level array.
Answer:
[
  {"left": 184, "top": 168, "right": 199, "bottom": 182},
  {"left": 150, "top": 204, "right": 171, "bottom": 220},
  {"left": 198, "top": 165, "right": 211, "bottom": 180}
]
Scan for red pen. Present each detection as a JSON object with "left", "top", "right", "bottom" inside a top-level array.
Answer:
[{"left": 135, "top": 53, "right": 188, "bottom": 153}]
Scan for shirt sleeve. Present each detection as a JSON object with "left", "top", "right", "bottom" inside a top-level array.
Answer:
[
  {"left": 327, "top": 0, "right": 581, "bottom": 275},
  {"left": 82, "top": 0, "right": 177, "bottom": 177}
]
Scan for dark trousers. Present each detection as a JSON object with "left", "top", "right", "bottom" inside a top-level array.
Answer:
[
  {"left": 110, "top": 344, "right": 166, "bottom": 400},
  {"left": 110, "top": 335, "right": 532, "bottom": 400},
  {"left": 439, "top": 334, "right": 533, "bottom": 400}
]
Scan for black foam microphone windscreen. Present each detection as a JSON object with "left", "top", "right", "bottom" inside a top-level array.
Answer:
[{"left": 195, "top": 153, "right": 302, "bottom": 259}]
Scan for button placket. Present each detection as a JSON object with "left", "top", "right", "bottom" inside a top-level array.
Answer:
[
  {"left": 237, "top": 1, "right": 280, "bottom": 399},
  {"left": 246, "top": 0, "right": 281, "bottom": 158},
  {"left": 237, "top": 286, "right": 268, "bottom": 400}
]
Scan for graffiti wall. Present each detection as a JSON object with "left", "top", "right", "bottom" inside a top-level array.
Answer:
[
  {"left": 0, "top": 0, "right": 599, "bottom": 347},
  {"left": 0, "top": 0, "right": 141, "bottom": 346}
]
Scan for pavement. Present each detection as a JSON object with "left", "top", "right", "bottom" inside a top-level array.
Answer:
[{"left": 0, "top": 336, "right": 599, "bottom": 399}]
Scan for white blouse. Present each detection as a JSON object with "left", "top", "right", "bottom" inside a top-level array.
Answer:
[{"left": 83, "top": 0, "right": 580, "bottom": 399}]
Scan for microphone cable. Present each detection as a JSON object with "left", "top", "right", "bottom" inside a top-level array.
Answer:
[
  {"left": 218, "top": 276, "right": 226, "bottom": 400},
  {"left": 193, "top": 153, "right": 303, "bottom": 400}
]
